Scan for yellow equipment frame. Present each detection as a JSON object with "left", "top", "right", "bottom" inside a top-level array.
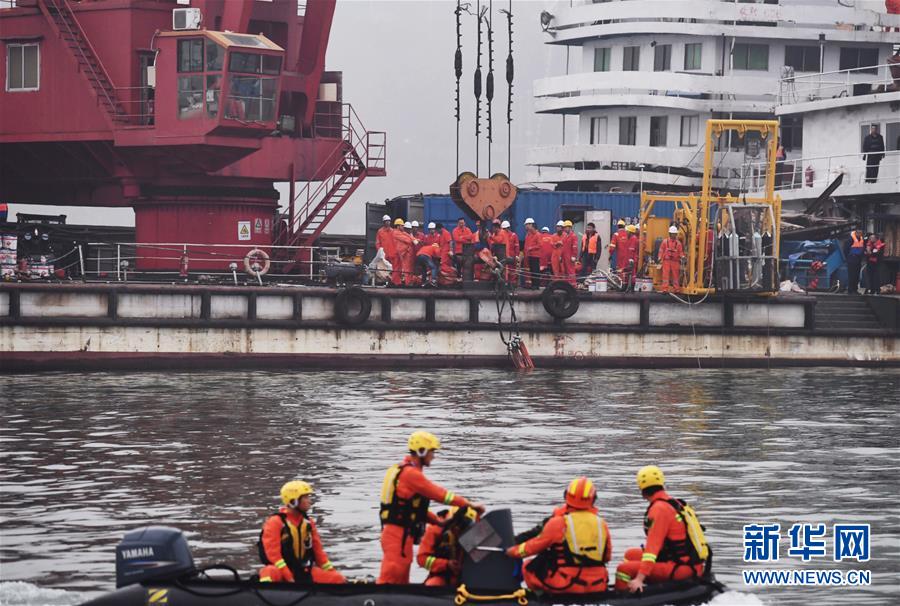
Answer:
[{"left": 637, "top": 119, "right": 782, "bottom": 295}]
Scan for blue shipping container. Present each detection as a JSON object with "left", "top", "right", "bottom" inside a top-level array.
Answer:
[{"left": 423, "top": 190, "right": 675, "bottom": 240}]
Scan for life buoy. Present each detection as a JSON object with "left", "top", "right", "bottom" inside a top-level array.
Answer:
[
  {"left": 244, "top": 249, "right": 270, "bottom": 276},
  {"left": 334, "top": 287, "right": 372, "bottom": 326},
  {"left": 542, "top": 280, "right": 580, "bottom": 319}
]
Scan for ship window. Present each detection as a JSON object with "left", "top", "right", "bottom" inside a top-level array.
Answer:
[
  {"left": 6, "top": 43, "right": 39, "bottom": 91},
  {"left": 839, "top": 48, "right": 879, "bottom": 74},
  {"left": 262, "top": 55, "right": 282, "bottom": 75},
  {"left": 229, "top": 52, "right": 282, "bottom": 75},
  {"left": 619, "top": 116, "right": 637, "bottom": 146},
  {"left": 680, "top": 115, "right": 699, "bottom": 146},
  {"left": 784, "top": 46, "right": 820, "bottom": 73},
  {"left": 225, "top": 75, "right": 277, "bottom": 122},
  {"left": 654, "top": 44, "right": 671, "bottom": 72},
  {"left": 177, "top": 38, "right": 204, "bottom": 73},
  {"left": 222, "top": 33, "right": 269, "bottom": 48},
  {"left": 594, "top": 47, "right": 610, "bottom": 72},
  {"left": 780, "top": 116, "right": 802, "bottom": 151},
  {"left": 733, "top": 43, "right": 769, "bottom": 71},
  {"left": 206, "top": 75, "right": 222, "bottom": 118},
  {"left": 623, "top": 46, "right": 640, "bottom": 71},
  {"left": 206, "top": 42, "right": 224, "bottom": 71},
  {"left": 684, "top": 43, "right": 702, "bottom": 70},
  {"left": 650, "top": 116, "right": 668, "bottom": 147},
  {"left": 177, "top": 74, "right": 203, "bottom": 119},
  {"left": 589, "top": 117, "right": 607, "bottom": 144}
]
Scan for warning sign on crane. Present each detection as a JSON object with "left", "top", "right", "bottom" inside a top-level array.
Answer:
[
  {"left": 254, "top": 218, "right": 263, "bottom": 234},
  {"left": 238, "top": 221, "right": 251, "bottom": 241}
]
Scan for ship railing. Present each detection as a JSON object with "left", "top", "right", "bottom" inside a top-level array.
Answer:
[
  {"left": 779, "top": 62, "right": 900, "bottom": 105},
  {"left": 111, "top": 86, "right": 155, "bottom": 126},
  {"left": 32, "top": 241, "right": 364, "bottom": 283},
  {"left": 741, "top": 149, "right": 900, "bottom": 193}
]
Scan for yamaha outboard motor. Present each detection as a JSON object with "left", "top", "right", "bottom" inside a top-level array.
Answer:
[
  {"left": 115, "top": 526, "right": 195, "bottom": 588},
  {"left": 459, "top": 509, "right": 519, "bottom": 592}
]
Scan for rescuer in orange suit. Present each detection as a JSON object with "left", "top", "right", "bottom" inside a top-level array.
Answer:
[
  {"left": 621, "top": 224, "right": 640, "bottom": 290},
  {"left": 523, "top": 219, "right": 542, "bottom": 288},
  {"left": 378, "top": 431, "right": 485, "bottom": 584},
  {"left": 376, "top": 215, "right": 399, "bottom": 286},
  {"left": 258, "top": 481, "right": 345, "bottom": 584},
  {"left": 501, "top": 220, "right": 519, "bottom": 285},
  {"left": 608, "top": 219, "right": 627, "bottom": 270},
  {"left": 393, "top": 221, "right": 416, "bottom": 287},
  {"left": 539, "top": 226, "right": 554, "bottom": 285},
  {"left": 452, "top": 218, "right": 473, "bottom": 276},
  {"left": 550, "top": 221, "right": 566, "bottom": 281},
  {"left": 614, "top": 466, "right": 706, "bottom": 592},
  {"left": 416, "top": 505, "right": 478, "bottom": 586},
  {"left": 506, "top": 477, "right": 612, "bottom": 594},
  {"left": 658, "top": 225, "right": 685, "bottom": 293},
  {"left": 562, "top": 220, "right": 578, "bottom": 286}
]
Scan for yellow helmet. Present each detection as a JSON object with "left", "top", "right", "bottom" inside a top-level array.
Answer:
[
  {"left": 626, "top": 224, "right": 637, "bottom": 233},
  {"left": 408, "top": 431, "right": 441, "bottom": 456},
  {"left": 280, "top": 480, "right": 313, "bottom": 506},
  {"left": 636, "top": 465, "right": 666, "bottom": 491},
  {"left": 449, "top": 505, "right": 478, "bottom": 524},
  {"left": 393, "top": 218, "right": 405, "bottom": 226},
  {"left": 563, "top": 220, "right": 573, "bottom": 227}
]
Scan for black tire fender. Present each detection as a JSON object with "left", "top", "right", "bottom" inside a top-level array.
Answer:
[
  {"left": 541, "top": 280, "right": 580, "bottom": 319},
  {"left": 334, "top": 287, "right": 372, "bottom": 326}
]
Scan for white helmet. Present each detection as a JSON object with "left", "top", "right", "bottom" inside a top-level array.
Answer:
[
  {"left": 524, "top": 217, "right": 535, "bottom": 225},
  {"left": 669, "top": 225, "right": 679, "bottom": 234},
  {"left": 501, "top": 220, "right": 511, "bottom": 229},
  {"left": 427, "top": 222, "right": 436, "bottom": 229},
  {"left": 411, "top": 220, "right": 420, "bottom": 228},
  {"left": 541, "top": 226, "right": 550, "bottom": 232},
  {"left": 556, "top": 220, "right": 565, "bottom": 227},
  {"left": 382, "top": 214, "right": 391, "bottom": 222},
  {"left": 404, "top": 221, "right": 413, "bottom": 229}
]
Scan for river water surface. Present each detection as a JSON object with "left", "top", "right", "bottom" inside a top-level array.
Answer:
[{"left": 1, "top": 368, "right": 898, "bottom": 605}]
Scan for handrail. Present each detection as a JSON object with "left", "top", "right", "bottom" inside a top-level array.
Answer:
[
  {"left": 781, "top": 62, "right": 899, "bottom": 84},
  {"left": 43, "top": 0, "right": 121, "bottom": 116},
  {"left": 780, "top": 61, "right": 899, "bottom": 104},
  {"left": 742, "top": 149, "right": 900, "bottom": 192}
]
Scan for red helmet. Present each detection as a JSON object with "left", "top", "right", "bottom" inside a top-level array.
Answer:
[{"left": 565, "top": 477, "right": 596, "bottom": 509}]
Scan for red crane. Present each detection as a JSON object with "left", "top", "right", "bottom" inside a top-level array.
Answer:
[{"left": 0, "top": 0, "right": 385, "bottom": 271}]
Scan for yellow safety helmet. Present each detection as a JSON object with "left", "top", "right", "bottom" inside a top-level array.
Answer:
[
  {"left": 563, "top": 220, "right": 573, "bottom": 227},
  {"left": 281, "top": 480, "right": 314, "bottom": 506},
  {"left": 408, "top": 431, "right": 441, "bottom": 456},
  {"left": 394, "top": 218, "right": 405, "bottom": 226},
  {"left": 636, "top": 465, "right": 666, "bottom": 491},
  {"left": 617, "top": 219, "right": 626, "bottom": 227},
  {"left": 626, "top": 224, "right": 637, "bottom": 234}
]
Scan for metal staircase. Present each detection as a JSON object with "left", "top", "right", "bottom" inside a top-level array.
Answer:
[
  {"left": 38, "top": 0, "right": 125, "bottom": 123},
  {"left": 814, "top": 295, "right": 883, "bottom": 331},
  {"left": 283, "top": 104, "right": 385, "bottom": 264}
]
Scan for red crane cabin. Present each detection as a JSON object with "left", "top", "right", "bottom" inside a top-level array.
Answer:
[{"left": 0, "top": 0, "right": 385, "bottom": 270}]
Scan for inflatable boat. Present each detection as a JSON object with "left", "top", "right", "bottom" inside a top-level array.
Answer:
[{"left": 81, "top": 513, "right": 725, "bottom": 606}]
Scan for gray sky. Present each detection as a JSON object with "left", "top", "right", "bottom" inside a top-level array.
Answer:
[{"left": 11, "top": 0, "right": 570, "bottom": 234}]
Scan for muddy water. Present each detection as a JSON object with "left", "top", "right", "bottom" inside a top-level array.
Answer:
[{"left": 1, "top": 368, "right": 898, "bottom": 605}]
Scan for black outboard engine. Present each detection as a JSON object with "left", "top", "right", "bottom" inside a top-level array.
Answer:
[
  {"left": 115, "top": 526, "right": 195, "bottom": 588},
  {"left": 460, "top": 509, "right": 519, "bottom": 593}
]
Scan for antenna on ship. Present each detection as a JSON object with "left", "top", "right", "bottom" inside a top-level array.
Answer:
[
  {"left": 501, "top": 0, "right": 513, "bottom": 179},
  {"left": 454, "top": 1, "right": 468, "bottom": 177},
  {"left": 485, "top": 0, "right": 495, "bottom": 176},
  {"left": 475, "top": 0, "right": 486, "bottom": 176}
]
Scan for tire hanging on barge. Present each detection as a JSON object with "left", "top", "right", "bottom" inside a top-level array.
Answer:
[
  {"left": 334, "top": 287, "right": 372, "bottom": 326},
  {"left": 541, "top": 281, "right": 579, "bottom": 320}
]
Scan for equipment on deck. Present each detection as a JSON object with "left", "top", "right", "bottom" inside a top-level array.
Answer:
[{"left": 638, "top": 120, "right": 782, "bottom": 295}]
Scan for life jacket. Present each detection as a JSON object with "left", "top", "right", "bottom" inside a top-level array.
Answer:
[
  {"left": 427, "top": 526, "right": 463, "bottom": 581},
  {"left": 850, "top": 231, "right": 865, "bottom": 252},
  {"left": 644, "top": 498, "right": 709, "bottom": 565},
  {"left": 257, "top": 512, "right": 314, "bottom": 580},
  {"left": 582, "top": 233, "right": 599, "bottom": 255},
  {"left": 558, "top": 511, "right": 608, "bottom": 567},
  {"left": 379, "top": 463, "right": 430, "bottom": 542}
]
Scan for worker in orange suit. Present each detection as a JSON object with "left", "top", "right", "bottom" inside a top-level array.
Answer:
[
  {"left": 614, "top": 466, "right": 707, "bottom": 593},
  {"left": 523, "top": 219, "right": 542, "bottom": 289},
  {"left": 378, "top": 431, "right": 485, "bottom": 584},
  {"left": 621, "top": 224, "right": 640, "bottom": 290},
  {"left": 562, "top": 220, "right": 578, "bottom": 286},
  {"left": 539, "top": 226, "right": 554, "bottom": 285},
  {"left": 506, "top": 477, "right": 612, "bottom": 594},
  {"left": 658, "top": 225, "right": 684, "bottom": 293},
  {"left": 376, "top": 215, "right": 399, "bottom": 285},
  {"left": 452, "top": 218, "right": 473, "bottom": 277},
  {"left": 550, "top": 221, "right": 566, "bottom": 281},
  {"left": 608, "top": 219, "right": 627, "bottom": 270},
  {"left": 501, "top": 220, "right": 519, "bottom": 285},
  {"left": 258, "top": 481, "right": 345, "bottom": 584},
  {"left": 579, "top": 222, "right": 600, "bottom": 277},
  {"left": 393, "top": 221, "right": 416, "bottom": 287},
  {"left": 417, "top": 505, "right": 478, "bottom": 586}
]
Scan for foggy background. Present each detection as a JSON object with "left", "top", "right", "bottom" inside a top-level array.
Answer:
[{"left": 8, "top": 0, "right": 574, "bottom": 235}]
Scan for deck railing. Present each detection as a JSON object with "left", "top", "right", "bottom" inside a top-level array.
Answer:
[
  {"left": 779, "top": 62, "right": 900, "bottom": 105},
  {"left": 742, "top": 149, "right": 900, "bottom": 193}
]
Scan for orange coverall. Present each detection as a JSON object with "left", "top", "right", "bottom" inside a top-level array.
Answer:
[
  {"left": 452, "top": 226, "right": 473, "bottom": 254},
  {"left": 378, "top": 456, "right": 472, "bottom": 584},
  {"left": 658, "top": 237, "right": 684, "bottom": 292},
  {"left": 562, "top": 230, "right": 578, "bottom": 285},
  {"left": 614, "top": 490, "right": 704, "bottom": 591},
  {"left": 539, "top": 233, "right": 555, "bottom": 274},
  {"left": 416, "top": 516, "right": 466, "bottom": 587},
  {"left": 376, "top": 226, "right": 399, "bottom": 285},
  {"left": 393, "top": 229, "right": 416, "bottom": 286},
  {"left": 550, "top": 232, "right": 565, "bottom": 281},
  {"left": 608, "top": 228, "right": 628, "bottom": 269},
  {"left": 509, "top": 505, "right": 612, "bottom": 594},
  {"left": 524, "top": 231, "right": 542, "bottom": 287},
  {"left": 258, "top": 507, "right": 345, "bottom": 584}
]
